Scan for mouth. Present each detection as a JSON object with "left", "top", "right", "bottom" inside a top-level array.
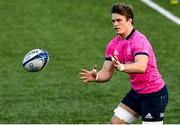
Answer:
[
  {"left": 114, "top": 27, "right": 120, "bottom": 30},
  {"left": 114, "top": 28, "right": 121, "bottom": 32}
]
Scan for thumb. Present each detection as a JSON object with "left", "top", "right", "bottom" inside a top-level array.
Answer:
[
  {"left": 92, "top": 64, "right": 97, "bottom": 79},
  {"left": 92, "top": 64, "right": 97, "bottom": 72}
]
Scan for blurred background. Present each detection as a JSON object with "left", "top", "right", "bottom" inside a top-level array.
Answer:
[{"left": 0, "top": 0, "right": 179, "bottom": 123}]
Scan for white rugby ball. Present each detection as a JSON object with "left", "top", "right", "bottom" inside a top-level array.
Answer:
[{"left": 22, "top": 49, "right": 49, "bottom": 72}]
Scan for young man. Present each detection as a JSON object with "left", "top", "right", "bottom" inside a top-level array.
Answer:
[{"left": 79, "top": 3, "right": 168, "bottom": 124}]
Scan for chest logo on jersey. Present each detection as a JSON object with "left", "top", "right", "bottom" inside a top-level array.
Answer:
[{"left": 114, "top": 50, "right": 119, "bottom": 56}]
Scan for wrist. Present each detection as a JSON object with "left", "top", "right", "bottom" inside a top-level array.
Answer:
[
  {"left": 120, "top": 64, "right": 125, "bottom": 71},
  {"left": 95, "top": 73, "right": 99, "bottom": 81}
]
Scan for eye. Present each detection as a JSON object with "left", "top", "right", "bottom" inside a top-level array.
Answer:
[
  {"left": 112, "top": 20, "right": 115, "bottom": 23},
  {"left": 112, "top": 19, "right": 121, "bottom": 23},
  {"left": 116, "top": 19, "right": 121, "bottom": 22}
]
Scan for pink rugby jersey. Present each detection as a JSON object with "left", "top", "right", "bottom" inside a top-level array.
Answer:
[{"left": 105, "top": 29, "right": 165, "bottom": 94}]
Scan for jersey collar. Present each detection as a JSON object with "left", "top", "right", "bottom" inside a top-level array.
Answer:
[{"left": 125, "top": 28, "right": 135, "bottom": 40}]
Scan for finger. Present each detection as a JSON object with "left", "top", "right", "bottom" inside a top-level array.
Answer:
[
  {"left": 92, "top": 68, "right": 97, "bottom": 73},
  {"left": 79, "top": 72, "right": 87, "bottom": 76},
  {"left": 114, "top": 63, "right": 119, "bottom": 68},
  {"left": 79, "top": 76, "right": 87, "bottom": 80},
  {"left": 114, "top": 64, "right": 120, "bottom": 71},
  {"left": 114, "top": 59, "right": 119, "bottom": 64},
  {"left": 82, "top": 79, "right": 89, "bottom": 83},
  {"left": 114, "top": 63, "right": 118, "bottom": 67},
  {"left": 92, "top": 64, "right": 97, "bottom": 72},
  {"left": 79, "top": 74, "right": 87, "bottom": 78},
  {"left": 80, "top": 69, "right": 89, "bottom": 73},
  {"left": 93, "top": 64, "right": 97, "bottom": 70},
  {"left": 114, "top": 55, "right": 118, "bottom": 61}
]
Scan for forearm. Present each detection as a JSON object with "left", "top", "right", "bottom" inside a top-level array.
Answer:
[
  {"left": 122, "top": 62, "right": 147, "bottom": 73},
  {"left": 95, "top": 70, "right": 113, "bottom": 83},
  {"left": 113, "top": 55, "right": 148, "bottom": 73}
]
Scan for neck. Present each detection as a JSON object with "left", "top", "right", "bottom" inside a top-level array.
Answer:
[{"left": 120, "top": 26, "right": 134, "bottom": 39}]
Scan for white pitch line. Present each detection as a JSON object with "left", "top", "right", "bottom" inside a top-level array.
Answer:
[{"left": 141, "top": 0, "right": 180, "bottom": 25}]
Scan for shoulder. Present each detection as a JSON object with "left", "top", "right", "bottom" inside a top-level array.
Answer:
[
  {"left": 130, "top": 30, "right": 153, "bottom": 55},
  {"left": 109, "top": 35, "right": 120, "bottom": 44},
  {"left": 106, "top": 35, "right": 119, "bottom": 48},
  {"left": 132, "top": 30, "right": 149, "bottom": 43},
  {"left": 130, "top": 30, "right": 151, "bottom": 48},
  {"left": 105, "top": 35, "right": 119, "bottom": 56}
]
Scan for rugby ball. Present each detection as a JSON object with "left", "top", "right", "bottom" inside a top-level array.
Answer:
[{"left": 22, "top": 49, "right": 49, "bottom": 72}]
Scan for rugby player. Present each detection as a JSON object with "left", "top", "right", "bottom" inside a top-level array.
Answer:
[{"left": 79, "top": 3, "right": 168, "bottom": 124}]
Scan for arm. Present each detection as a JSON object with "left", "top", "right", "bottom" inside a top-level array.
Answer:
[
  {"left": 79, "top": 60, "right": 114, "bottom": 83},
  {"left": 96, "top": 60, "right": 114, "bottom": 82},
  {"left": 113, "top": 54, "right": 148, "bottom": 73}
]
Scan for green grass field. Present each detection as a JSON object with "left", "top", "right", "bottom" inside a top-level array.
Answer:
[{"left": 0, "top": 0, "right": 180, "bottom": 123}]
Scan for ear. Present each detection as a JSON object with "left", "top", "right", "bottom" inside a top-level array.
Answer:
[{"left": 128, "top": 18, "right": 132, "bottom": 24}]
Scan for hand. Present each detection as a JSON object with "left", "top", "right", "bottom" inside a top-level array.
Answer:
[
  {"left": 111, "top": 55, "right": 121, "bottom": 71},
  {"left": 79, "top": 65, "right": 97, "bottom": 83}
]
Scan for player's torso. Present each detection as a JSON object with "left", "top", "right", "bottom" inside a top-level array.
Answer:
[
  {"left": 114, "top": 40, "right": 134, "bottom": 64},
  {"left": 107, "top": 31, "right": 165, "bottom": 94}
]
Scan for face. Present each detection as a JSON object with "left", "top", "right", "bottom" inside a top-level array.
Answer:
[{"left": 112, "top": 13, "right": 132, "bottom": 37}]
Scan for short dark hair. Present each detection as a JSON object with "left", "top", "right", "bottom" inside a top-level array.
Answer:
[{"left": 111, "top": 3, "right": 134, "bottom": 24}]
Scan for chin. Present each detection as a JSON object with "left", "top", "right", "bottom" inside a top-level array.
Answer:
[
  {"left": 115, "top": 30, "right": 123, "bottom": 35},
  {"left": 116, "top": 32, "right": 122, "bottom": 35}
]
